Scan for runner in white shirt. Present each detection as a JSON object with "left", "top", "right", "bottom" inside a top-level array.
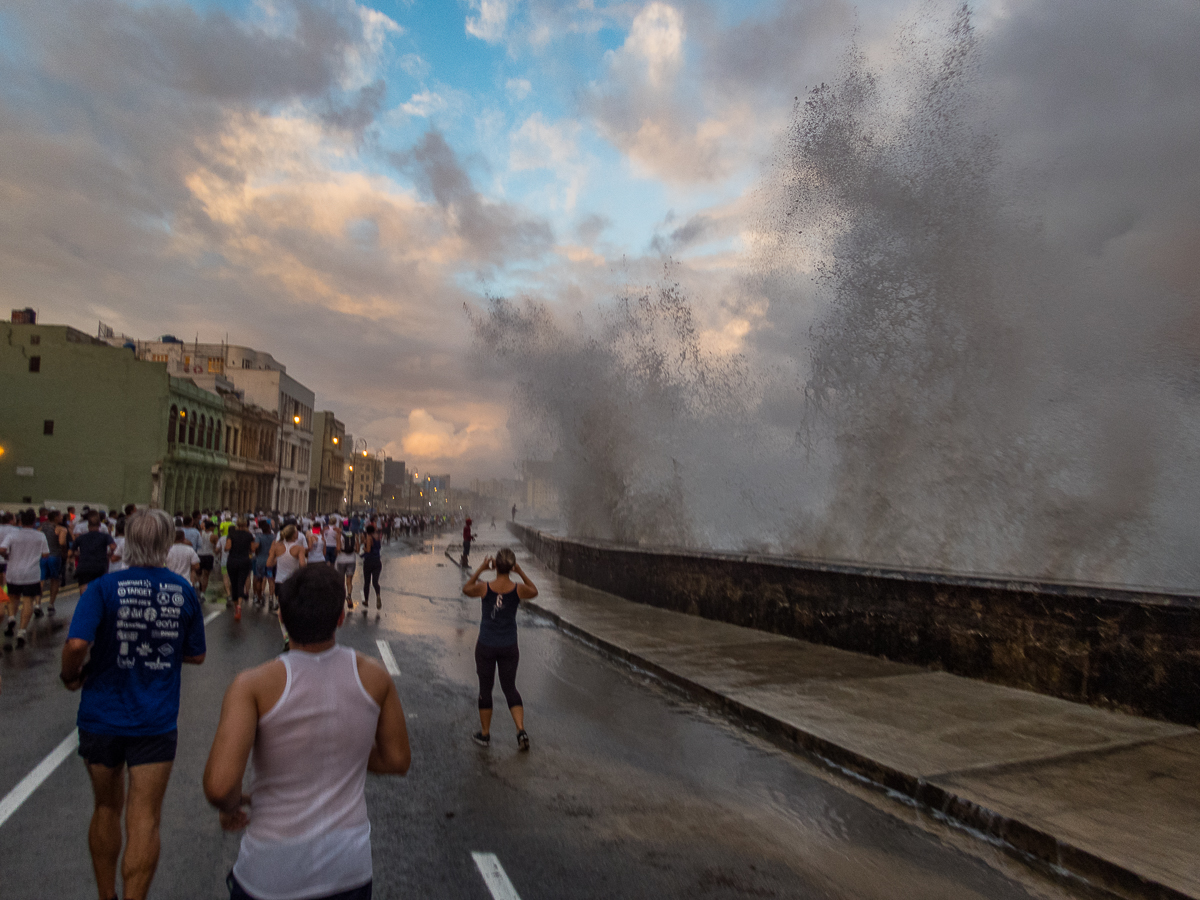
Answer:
[
  {"left": 0, "top": 511, "right": 18, "bottom": 600},
  {"left": 108, "top": 519, "right": 128, "bottom": 573},
  {"left": 203, "top": 564, "right": 409, "bottom": 900},
  {"left": 165, "top": 529, "right": 201, "bottom": 582},
  {"left": 1, "top": 509, "right": 51, "bottom": 648}
]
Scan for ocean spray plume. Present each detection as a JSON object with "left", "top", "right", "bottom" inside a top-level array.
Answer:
[{"left": 473, "top": 4, "right": 1200, "bottom": 589}]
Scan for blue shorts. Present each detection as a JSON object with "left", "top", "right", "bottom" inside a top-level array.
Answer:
[
  {"left": 253, "top": 557, "right": 270, "bottom": 579},
  {"left": 40, "top": 556, "right": 63, "bottom": 581}
]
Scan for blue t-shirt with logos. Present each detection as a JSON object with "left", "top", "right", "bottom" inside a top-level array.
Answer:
[{"left": 68, "top": 566, "right": 206, "bottom": 736}]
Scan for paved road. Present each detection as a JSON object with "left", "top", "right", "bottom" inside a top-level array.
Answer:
[{"left": 0, "top": 538, "right": 1088, "bottom": 899}]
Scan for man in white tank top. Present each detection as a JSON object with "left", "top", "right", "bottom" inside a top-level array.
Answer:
[{"left": 203, "top": 566, "right": 410, "bottom": 900}]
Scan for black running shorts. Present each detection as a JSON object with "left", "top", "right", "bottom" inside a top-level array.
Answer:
[
  {"left": 78, "top": 729, "right": 178, "bottom": 768},
  {"left": 199, "top": 555, "right": 215, "bottom": 572},
  {"left": 5, "top": 581, "right": 42, "bottom": 598},
  {"left": 228, "top": 872, "right": 371, "bottom": 900}
]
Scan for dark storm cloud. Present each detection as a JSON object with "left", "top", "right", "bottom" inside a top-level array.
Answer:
[
  {"left": 389, "top": 130, "right": 554, "bottom": 268},
  {"left": 5, "top": 0, "right": 365, "bottom": 102},
  {"left": 698, "top": 0, "right": 853, "bottom": 99},
  {"left": 320, "top": 79, "right": 388, "bottom": 138},
  {"left": 980, "top": 0, "right": 1200, "bottom": 277},
  {"left": 650, "top": 212, "right": 713, "bottom": 255},
  {"left": 575, "top": 213, "right": 613, "bottom": 245}
]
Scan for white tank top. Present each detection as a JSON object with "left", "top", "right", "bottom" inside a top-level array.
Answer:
[
  {"left": 233, "top": 645, "right": 381, "bottom": 899},
  {"left": 274, "top": 538, "right": 303, "bottom": 584},
  {"left": 307, "top": 534, "right": 326, "bottom": 563}
]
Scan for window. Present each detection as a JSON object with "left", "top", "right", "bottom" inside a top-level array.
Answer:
[
  {"left": 43, "top": 420, "right": 54, "bottom": 435},
  {"left": 29, "top": 335, "right": 40, "bottom": 346},
  {"left": 215, "top": 420, "right": 222, "bottom": 452},
  {"left": 233, "top": 428, "right": 240, "bottom": 456},
  {"left": 168, "top": 405, "right": 178, "bottom": 442},
  {"left": 151, "top": 353, "right": 169, "bottom": 363},
  {"left": 28, "top": 356, "right": 40, "bottom": 373},
  {"left": 206, "top": 418, "right": 214, "bottom": 450},
  {"left": 208, "top": 358, "right": 224, "bottom": 374},
  {"left": 188, "top": 412, "right": 196, "bottom": 445}
]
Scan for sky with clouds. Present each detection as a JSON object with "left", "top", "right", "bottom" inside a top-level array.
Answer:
[{"left": 1, "top": 0, "right": 1196, "bottom": 485}]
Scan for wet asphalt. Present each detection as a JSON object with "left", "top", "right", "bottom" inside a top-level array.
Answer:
[{"left": 0, "top": 536, "right": 1089, "bottom": 900}]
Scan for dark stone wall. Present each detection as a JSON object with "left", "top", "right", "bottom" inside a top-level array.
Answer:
[{"left": 511, "top": 524, "right": 1200, "bottom": 726}]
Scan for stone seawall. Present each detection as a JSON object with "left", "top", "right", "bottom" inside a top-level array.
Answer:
[{"left": 510, "top": 524, "right": 1200, "bottom": 726}]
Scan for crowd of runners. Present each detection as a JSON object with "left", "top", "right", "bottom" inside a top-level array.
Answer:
[
  {"left": 0, "top": 502, "right": 538, "bottom": 900},
  {"left": 0, "top": 505, "right": 450, "bottom": 642}
]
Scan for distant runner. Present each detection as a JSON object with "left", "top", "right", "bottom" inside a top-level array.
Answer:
[{"left": 360, "top": 524, "right": 382, "bottom": 613}]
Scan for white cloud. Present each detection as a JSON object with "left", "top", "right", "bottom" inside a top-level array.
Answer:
[
  {"left": 505, "top": 77, "right": 532, "bottom": 101},
  {"left": 510, "top": 112, "right": 585, "bottom": 209},
  {"left": 398, "top": 408, "right": 505, "bottom": 461},
  {"left": 399, "top": 53, "right": 430, "bottom": 79},
  {"left": 466, "top": 0, "right": 513, "bottom": 44},
  {"left": 400, "top": 90, "right": 447, "bottom": 117},
  {"left": 610, "top": 1, "right": 684, "bottom": 89}
]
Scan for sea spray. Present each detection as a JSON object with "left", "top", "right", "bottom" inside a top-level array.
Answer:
[{"left": 473, "top": 4, "right": 1200, "bottom": 590}]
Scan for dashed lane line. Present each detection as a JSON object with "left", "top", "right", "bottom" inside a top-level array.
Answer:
[
  {"left": 472, "top": 852, "right": 522, "bottom": 900},
  {"left": 376, "top": 640, "right": 400, "bottom": 677},
  {"left": 0, "top": 730, "right": 79, "bottom": 830},
  {"left": 204, "top": 609, "right": 223, "bottom": 625}
]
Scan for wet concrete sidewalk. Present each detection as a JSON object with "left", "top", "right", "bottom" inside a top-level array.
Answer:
[{"left": 515, "top": 553, "right": 1200, "bottom": 900}]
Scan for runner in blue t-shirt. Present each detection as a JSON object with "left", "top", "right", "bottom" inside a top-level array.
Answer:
[{"left": 60, "top": 509, "right": 206, "bottom": 900}]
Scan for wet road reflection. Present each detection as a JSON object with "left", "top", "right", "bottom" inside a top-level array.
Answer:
[{"left": 0, "top": 537, "right": 1086, "bottom": 899}]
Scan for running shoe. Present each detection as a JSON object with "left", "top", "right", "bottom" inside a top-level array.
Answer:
[
  {"left": 517, "top": 730, "right": 530, "bottom": 752},
  {"left": 15, "top": 630, "right": 26, "bottom": 649},
  {"left": 3, "top": 619, "right": 14, "bottom": 638},
  {"left": 472, "top": 732, "right": 491, "bottom": 748},
  {"left": 33, "top": 606, "right": 43, "bottom": 618},
  {"left": 376, "top": 596, "right": 381, "bottom": 610},
  {"left": 234, "top": 606, "right": 242, "bottom": 622},
  {"left": 47, "top": 605, "right": 55, "bottom": 616}
]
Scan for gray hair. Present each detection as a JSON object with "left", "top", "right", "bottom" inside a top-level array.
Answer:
[{"left": 124, "top": 509, "right": 174, "bottom": 568}]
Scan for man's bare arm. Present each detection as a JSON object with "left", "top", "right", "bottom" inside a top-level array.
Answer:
[
  {"left": 358, "top": 656, "right": 411, "bottom": 775},
  {"left": 60, "top": 638, "right": 91, "bottom": 690},
  {"left": 203, "top": 674, "right": 258, "bottom": 830}
]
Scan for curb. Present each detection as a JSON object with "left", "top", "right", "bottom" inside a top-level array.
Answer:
[{"left": 522, "top": 596, "right": 1195, "bottom": 900}]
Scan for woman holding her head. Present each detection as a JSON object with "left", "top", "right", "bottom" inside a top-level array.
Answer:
[
  {"left": 267, "top": 524, "right": 307, "bottom": 648},
  {"left": 462, "top": 547, "right": 537, "bottom": 751}
]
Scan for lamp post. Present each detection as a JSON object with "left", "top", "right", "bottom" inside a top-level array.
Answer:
[{"left": 352, "top": 438, "right": 366, "bottom": 510}]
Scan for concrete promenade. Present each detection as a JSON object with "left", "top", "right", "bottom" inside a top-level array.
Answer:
[{"left": 513, "top": 549, "right": 1200, "bottom": 900}]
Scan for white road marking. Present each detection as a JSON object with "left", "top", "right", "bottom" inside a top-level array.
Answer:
[
  {"left": 376, "top": 640, "right": 400, "bottom": 677},
  {"left": 0, "top": 730, "right": 79, "bottom": 829},
  {"left": 472, "top": 852, "right": 522, "bottom": 900},
  {"left": 204, "top": 609, "right": 222, "bottom": 625}
]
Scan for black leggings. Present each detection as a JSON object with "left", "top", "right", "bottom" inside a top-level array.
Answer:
[
  {"left": 227, "top": 561, "right": 252, "bottom": 602},
  {"left": 362, "top": 557, "right": 381, "bottom": 601},
  {"left": 475, "top": 641, "right": 522, "bottom": 710}
]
